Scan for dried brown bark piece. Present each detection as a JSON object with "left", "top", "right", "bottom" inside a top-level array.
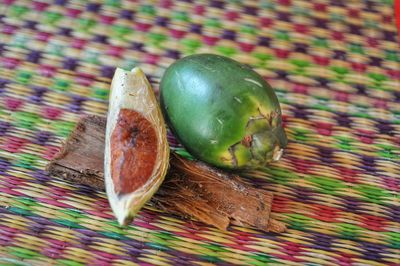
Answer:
[
  {"left": 47, "top": 115, "right": 286, "bottom": 233},
  {"left": 48, "top": 115, "right": 105, "bottom": 189},
  {"left": 165, "top": 154, "right": 274, "bottom": 231}
]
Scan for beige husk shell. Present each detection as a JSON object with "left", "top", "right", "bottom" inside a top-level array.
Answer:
[{"left": 104, "top": 67, "right": 169, "bottom": 226}]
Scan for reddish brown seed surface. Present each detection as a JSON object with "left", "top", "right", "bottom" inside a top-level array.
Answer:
[{"left": 111, "top": 109, "right": 158, "bottom": 194}]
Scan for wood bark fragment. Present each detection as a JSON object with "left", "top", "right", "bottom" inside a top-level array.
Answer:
[{"left": 47, "top": 115, "right": 286, "bottom": 233}]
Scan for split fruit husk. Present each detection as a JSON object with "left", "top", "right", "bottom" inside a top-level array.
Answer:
[{"left": 105, "top": 67, "right": 169, "bottom": 226}]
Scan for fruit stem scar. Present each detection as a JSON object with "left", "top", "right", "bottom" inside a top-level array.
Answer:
[
  {"left": 244, "top": 78, "right": 262, "bottom": 87},
  {"left": 241, "top": 135, "right": 253, "bottom": 147}
]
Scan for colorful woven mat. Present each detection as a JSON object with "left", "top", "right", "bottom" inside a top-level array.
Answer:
[{"left": 0, "top": 0, "right": 399, "bottom": 265}]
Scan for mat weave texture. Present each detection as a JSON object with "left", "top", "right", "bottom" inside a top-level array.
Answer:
[{"left": 0, "top": 0, "right": 399, "bottom": 265}]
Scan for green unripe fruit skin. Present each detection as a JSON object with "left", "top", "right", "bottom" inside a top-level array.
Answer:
[{"left": 160, "top": 54, "right": 287, "bottom": 169}]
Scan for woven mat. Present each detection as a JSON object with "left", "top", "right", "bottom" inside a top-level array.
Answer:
[{"left": 0, "top": 0, "right": 399, "bottom": 265}]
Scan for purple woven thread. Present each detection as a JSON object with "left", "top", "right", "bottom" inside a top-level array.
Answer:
[
  {"left": 0, "top": 79, "right": 9, "bottom": 94},
  {"left": 74, "top": 183, "right": 99, "bottom": 195},
  {"left": 293, "top": 106, "right": 309, "bottom": 119},
  {"left": 68, "top": 95, "right": 86, "bottom": 112},
  {"left": 315, "top": 77, "right": 329, "bottom": 86},
  {"left": 166, "top": 49, "right": 180, "bottom": 59},
  {"left": 0, "top": 121, "right": 11, "bottom": 136},
  {"left": 0, "top": 158, "right": 11, "bottom": 174},
  {"left": 294, "top": 43, "right": 308, "bottom": 53},
  {"left": 63, "top": 58, "right": 79, "bottom": 70},
  {"left": 77, "top": 234, "right": 93, "bottom": 246},
  {"left": 93, "top": 34, "right": 108, "bottom": 44},
  {"left": 369, "top": 56, "right": 382, "bottom": 67},
  {"left": 155, "top": 16, "right": 169, "bottom": 26},
  {"left": 24, "top": 20, "right": 37, "bottom": 30},
  {"left": 59, "top": 27, "right": 72, "bottom": 37},
  {"left": 169, "top": 257, "right": 198, "bottom": 265},
  {"left": 243, "top": 5, "right": 258, "bottom": 15},
  {"left": 27, "top": 50, "right": 42, "bottom": 63},
  {"left": 210, "top": 0, "right": 224, "bottom": 8},
  {"left": 361, "top": 156, "right": 376, "bottom": 172},
  {"left": 120, "top": 9, "right": 134, "bottom": 20},
  {"left": 388, "top": 205, "right": 400, "bottom": 222},
  {"left": 33, "top": 131, "right": 53, "bottom": 145},
  {"left": 275, "top": 70, "right": 288, "bottom": 79},
  {"left": 277, "top": 12, "right": 291, "bottom": 22},
  {"left": 29, "top": 86, "right": 48, "bottom": 103},
  {"left": 27, "top": 220, "right": 47, "bottom": 234},
  {"left": 348, "top": 24, "right": 361, "bottom": 35},
  {"left": 86, "top": 2, "right": 101, "bottom": 12},
  {"left": 394, "top": 91, "right": 400, "bottom": 101},
  {"left": 131, "top": 42, "right": 144, "bottom": 51},
  {"left": 335, "top": 114, "right": 351, "bottom": 127},
  {"left": 189, "top": 24, "right": 202, "bottom": 34},
  {"left": 314, "top": 18, "right": 328, "bottom": 29},
  {"left": 383, "top": 30, "right": 396, "bottom": 42},
  {"left": 32, "top": 170, "right": 52, "bottom": 183},
  {"left": 54, "top": 0, "right": 68, "bottom": 5},
  {"left": 293, "top": 186, "right": 313, "bottom": 203},
  {"left": 341, "top": 196, "right": 363, "bottom": 214},
  {"left": 100, "top": 66, "right": 115, "bottom": 78},
  {"left": 333, "top": 50, "right": 347, "bottom": 60},
  {"left": 376, "top": 121, "right": 394, "bottom": 135},
  {"left": 75, "top": 228, "right": 103, "bottom": 238},
  {"left": 258, "top": 36, "right": 271, "bottom": 47},
  {"left": 221, "top": 29, "right": 236, "bottom": 40},
  {"left": 354, "top": 84, "right": 367, "bottom": 95},
  {"left": 359, "top": 241, "right": 387, "bottom": 261}
]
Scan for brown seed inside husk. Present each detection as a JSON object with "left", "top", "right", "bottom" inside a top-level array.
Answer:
[{"left": 111, "top": 108, "right": 158, "bottom": 195}]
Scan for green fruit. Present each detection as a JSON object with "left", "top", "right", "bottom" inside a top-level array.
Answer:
[{"left": 160, "top": 54, "right": 287, "bottom": 169}]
